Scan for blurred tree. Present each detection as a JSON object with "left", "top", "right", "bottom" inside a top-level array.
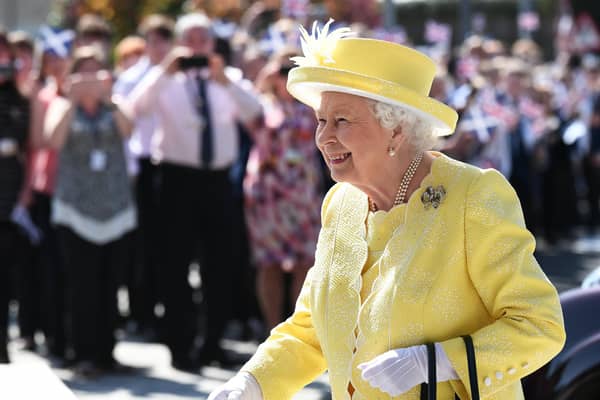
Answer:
[{"left": 50, "top": 0, "right": 186, "bottom": 38}]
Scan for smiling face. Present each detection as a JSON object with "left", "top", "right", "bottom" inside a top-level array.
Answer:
[{"left": 316, "top": 91, "right": 395, "bottom": 187}]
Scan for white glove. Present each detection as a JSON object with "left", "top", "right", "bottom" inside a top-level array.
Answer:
[
  {"left": 207, "top": 372, "right": 263, "bottom": 400},
  {"left": 10, "top": 205, "right": 42, "bottom": 245},
  {"left": 357, "top": 343, "right": 458, "bottom": 397}
]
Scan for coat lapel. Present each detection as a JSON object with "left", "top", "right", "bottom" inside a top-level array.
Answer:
[{"left": 322, "top": 183, "right": 368, "bottom": 399}]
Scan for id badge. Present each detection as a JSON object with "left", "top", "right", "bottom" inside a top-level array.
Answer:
[{"left": 90, "top": 149, "right": 107, "bottom": 171}]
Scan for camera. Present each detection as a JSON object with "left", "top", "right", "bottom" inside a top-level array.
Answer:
[{"left": 179, "top": 55, "right": 209, "bottom": 70}]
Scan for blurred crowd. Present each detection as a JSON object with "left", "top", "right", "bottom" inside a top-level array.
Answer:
[{"left": 1, "top": 0, "right": 600, "bottom": 379}]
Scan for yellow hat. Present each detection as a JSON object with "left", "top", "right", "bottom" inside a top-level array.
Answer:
[{"left": 287, "top": 20, "right": 458, "bottom": 136}]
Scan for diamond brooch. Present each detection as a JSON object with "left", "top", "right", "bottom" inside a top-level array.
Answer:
[{"left": 421, "top": 185, "right": 446, "bottom": 209}]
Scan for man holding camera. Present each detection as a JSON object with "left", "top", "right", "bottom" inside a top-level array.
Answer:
[{"left": 129, "top": 13, "right": 262, "bottom": 371}]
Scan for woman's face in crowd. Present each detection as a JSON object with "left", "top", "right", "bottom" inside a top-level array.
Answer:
[
  {"left": 315, "top": 91, "right": 390, "bottom": 185},
  {"left": 43, "top": 52, "right": 69, "bottom": 80},
  {"left": 146, "top": 30, "right": 171, "bottom": 64},
  {"left": 76, "top": 58, "right": 103, "bottom": 74}
]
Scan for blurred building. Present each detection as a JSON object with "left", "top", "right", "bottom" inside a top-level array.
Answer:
[{"left": 0, "top": 0, "right": 50, "bottom": 32}]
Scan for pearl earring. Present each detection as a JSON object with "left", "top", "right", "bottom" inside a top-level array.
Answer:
[{"left": 388, "top": 147, "right": 396, "bottom": 157}]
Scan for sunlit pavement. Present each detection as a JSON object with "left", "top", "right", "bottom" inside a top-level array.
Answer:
[
  {"left": 5, "top": 233, "right": 600, "bottom": 399},
  {"left": 7, "top": 335, "right": 331, "bottom": 399}
]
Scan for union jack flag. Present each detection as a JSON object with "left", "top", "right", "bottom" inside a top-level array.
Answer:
[
  {"left": 425, "top": 20, "right": 451, "bottom": 45},
  {"left": 371, "top": 27, "right": 408, "bottom": 44},
  {"left": 518, "top": 11, "right": 540, "bottom": 32},
  {"left": 281, "top": 0, "right": 309, "bottom": 19},
  {"left": 574, "top": 13, "right": 600, "bottom": 52},
  {"left": 480, "top": 91, "right": 519, "bottom": 129},
  {"left": 519, "top": 97, "right": 544, "bottom": 121},
  {"left": 456, "top": 56, "right": 479, "bottom": 80}
]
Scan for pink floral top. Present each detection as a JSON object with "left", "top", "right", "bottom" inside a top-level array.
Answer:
[{"left": 244, "top": 97, "right": 323, "bottom": 269}]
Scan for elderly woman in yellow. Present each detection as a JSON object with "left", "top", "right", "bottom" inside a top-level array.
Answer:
[{"left": 208, "top": 20, "right": 565, "bottom": 400}]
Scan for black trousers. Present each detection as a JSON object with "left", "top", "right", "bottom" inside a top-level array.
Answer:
[
  {"left": 158, "top": 163, "right": 234, "bottom": 359},
  {"left": 584, "top": 157, "right": 600, "bottom": 230},
  {"left": 0, "top": 221, "right": 21, "bottom": 357},
  {"left": 16, "top": 229, "right": 42, "bottom": 343},
  {"left": 59, "top": 227, "right": 127, "bottom": 364},
  {"left": 129, "top": 158, "right": 161, "bottom": 330},
  {"left": 30, "top": 192, "right": 66, "bottom": 355}
]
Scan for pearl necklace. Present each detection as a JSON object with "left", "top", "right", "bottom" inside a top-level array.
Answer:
[{"left": 369, "top": 152, "right": 424, "bottom": 212}]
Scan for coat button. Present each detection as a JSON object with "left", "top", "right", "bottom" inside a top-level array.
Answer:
[
  {"left": 521, "top": 362, "right": 529, "bottom": 369},
  {"left": 508, "top": 368, "right": 516, "bottom": 375},
  {"left": 484, "top": 377, "right": 492, "bottom": 386},
  {"left": 495, "top": 371, "right": 503, "bottom": 380}
]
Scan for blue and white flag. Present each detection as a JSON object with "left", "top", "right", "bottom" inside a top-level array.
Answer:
[
  {"left": 39, "top": 25, "right": 75, "bottom": 58},
  {"left": 459, "top": 105, "right": 499, "bottom": 143}
]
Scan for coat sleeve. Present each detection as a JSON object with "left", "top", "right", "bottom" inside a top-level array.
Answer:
[
  {"left": 440, "top": 169, "right": 566, "bottom": 399},
  {"left": 240, "top": 185, "right": 343, "bottom": 399}
]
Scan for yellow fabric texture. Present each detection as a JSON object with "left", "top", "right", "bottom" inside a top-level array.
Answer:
[{"left": 241, "top": 153, "right": 566, "bottom": 400}]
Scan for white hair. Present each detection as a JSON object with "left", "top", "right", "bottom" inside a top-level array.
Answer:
[
  {"left": 175, "top": 13, "right": 212, "bottom": 38},
  {"left": 368, "top": 100, "right": 439, "bottom": 152}
]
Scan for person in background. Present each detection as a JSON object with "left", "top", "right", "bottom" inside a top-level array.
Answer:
[
  {"left": 24, "top": 26, "right": 74, "bottom": 361},
  {"left": 0, "top": 27, "right": 31, "bottom": 364},
  {"left": 244, "top": 49, "right": 323, "bottom": 333},
  {"left": 113, "top": 14, "right": 174, "bottom": 339},
  {"left": 128, "top": 12, "right": 262, "bottom": 370},
  {"left": 584, "top": 93, "right": 600, "bottom": 234},
  {"left": 499, "top": 61, "right": 537, "bottom": 230},
  {"left": 6, "top": 29, "right": 44, "bottom": 354},
  {"left": 8, "top": 31, "right": 35, "bottom": 97},
  {"left": 44, "top": 45, "right": 135, "bottom": 377},
  {"left": 114, "top": 36, "right": 146, "bottom": 76},
  {"left": 74, "top": 13, "right": 112, "bottom": 60}
]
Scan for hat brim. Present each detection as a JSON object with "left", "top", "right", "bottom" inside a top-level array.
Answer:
[{"left": 287, "top": 66, "right": 458, "bottom": 136}]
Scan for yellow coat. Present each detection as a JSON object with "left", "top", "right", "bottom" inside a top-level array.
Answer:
[{"left": 242, "top": 153, "right": 566, "bottom": 399}]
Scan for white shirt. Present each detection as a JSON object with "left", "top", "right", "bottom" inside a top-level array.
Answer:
[
  {"left": 113, "top": 57, "right": 155, "bottom": 160},
  {"left": 128, "top": 64, "right": 262, "bottom": 170}
]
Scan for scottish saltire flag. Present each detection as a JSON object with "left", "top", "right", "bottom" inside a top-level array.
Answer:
[
  {"left": 39, "top": 25, "right": 75, "bottom": 58},
  {"left": 258, "top": 24, "right": 289, "bottom": 55},
  {"left": 459, "top": 105, "right": 499, "bottom": 142}
]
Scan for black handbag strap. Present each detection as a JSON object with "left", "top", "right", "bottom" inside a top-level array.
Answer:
[
  {"left": 419, "top": 337, "right": 480, "bottom": 400},
  {"left": 427, "top": 343, "right": 437, "bottom": 399},
  {"left": 420, "top": 343, "right": 437, "bottom": 400},
  {"left": 462, "top": 335, "right": 480, "bottom": 400}
]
